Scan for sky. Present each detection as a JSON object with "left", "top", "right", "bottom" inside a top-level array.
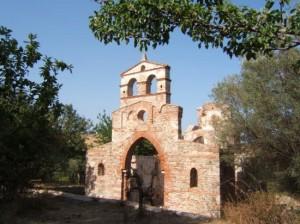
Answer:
[{"left": 0, "top": 0, "right": 272, "bottom": 129}]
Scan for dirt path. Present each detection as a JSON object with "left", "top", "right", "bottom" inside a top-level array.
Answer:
[{"left": 0, "top": 194, "right": 218, "bottom": 224}]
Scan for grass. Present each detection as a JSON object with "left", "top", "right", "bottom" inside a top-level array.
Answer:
[{"left": 222, "top": 192, "right": 300, "bottom": 224}]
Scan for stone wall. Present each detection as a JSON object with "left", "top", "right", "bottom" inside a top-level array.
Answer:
[
  {"left": 85, "top": 58, "right": 221, "bottom": 218},
  {"left": 86, "top": 111, "right": 220, "bottom": 217},
  {"left": 165, "top": 141, "right": 220, "bottom": 216}
]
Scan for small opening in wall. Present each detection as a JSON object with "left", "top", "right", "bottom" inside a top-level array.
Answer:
[
  {"left": 98, "top": 163, "right": 105, "bottom": 176},
  {"left": 123, "top": 91, "right": 125, "bottom": 94},
  {"left": 137, "top": 110, "right": 147, "bottom": 121},
  {"left": 193, "top": 136, "right": 204, "bottom": 144},
  {"left": 141, "top": 65, "right": 146, "bottom": 71},
  {"left": 190, "top": 168, "right": 198, "bottom": 188},
  {"left": 210, "top": 115, "right": 219, "bottom": 125},
  {"left": 160, "top": 85, "right": 163, "bottom": 89}
]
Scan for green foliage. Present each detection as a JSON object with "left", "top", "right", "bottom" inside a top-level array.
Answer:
[
  {"left": 51, "top": 105, "right": 92, "bottom": 184},
  {"left": 280, "top": 154, "right": 300, "bottom": 192},
  {"left": 94, "top": 111, "right": 112, "bottom": 144},
  {"left": 134, "top": 138, "right": 156, "bottom": 156},
  {"left": 212, "top": 49, "right": 300, "bottom": 193},
  {"left": 90, "top": 0, "right": 300, "bottom": 59},
  {"left": 56, "top": 104, "right": 92, "bottom": 156},
  {"left": 0, "top": 26, "right": 73, "bottom": 200}
]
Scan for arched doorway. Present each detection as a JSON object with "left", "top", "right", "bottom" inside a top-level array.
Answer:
[{"left": 123, "top": 137, "right": 164, "bottom": 206}]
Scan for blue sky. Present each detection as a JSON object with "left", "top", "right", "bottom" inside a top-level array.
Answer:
[{"left": 0, "top": 0, "right": 272, "bottom": 128}]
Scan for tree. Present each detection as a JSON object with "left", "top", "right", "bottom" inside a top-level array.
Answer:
[
  {"left": 52, "top": 104, "right": 92, "bottom": 183},
  {"left": 94, "top": 111, "right": 112, "bottom": 144},
  {"left": 134, "top": 138, "right": 156, "bottom": 155},
  {"left": 90, "top": 0, "right": 300, "bottom": 59},
  {"left": 0, "top": 26, "right": 72, "bottom": 200},
  {"left": 212, "top": 49, "right": 300, "bottom": 193}
]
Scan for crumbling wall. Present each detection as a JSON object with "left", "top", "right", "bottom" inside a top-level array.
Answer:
[{"left": 85, "top": 59, "right": 221, "bottom": 217}]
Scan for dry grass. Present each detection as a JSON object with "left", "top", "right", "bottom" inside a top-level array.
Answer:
[{"left": 223, "top": 192, "right": 299, "bottom": 224}]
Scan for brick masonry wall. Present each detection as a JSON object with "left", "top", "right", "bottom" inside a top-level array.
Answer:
[
  {"left": 86, "top": 102, "right": 220, "bottom": 217},
  {"left": 85, "top": 59, "right": 220, "bottom": 218}
]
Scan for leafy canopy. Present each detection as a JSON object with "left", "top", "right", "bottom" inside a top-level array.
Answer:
[
  {"left": 212, "top": 49, "right": 300, "bottom": 193},
  {"left": 52, "top": 104, "right": 92, "bottom": 183},
  {"left": 90, "top": 0, "right": 300, "bottom": 59},
  {"left": 0, "top": 26, "right": 73, "bottom": 199}
]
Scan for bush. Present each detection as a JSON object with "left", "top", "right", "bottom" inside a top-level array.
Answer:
[
  {"left": 223, "top": 192, "right": 296, "bottom": 224},
  {"left": 0, "top": 26, "right": 72, "bottom": 200}
]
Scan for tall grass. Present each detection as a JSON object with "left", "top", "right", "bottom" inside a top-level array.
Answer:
[{"left": 223, "top": 192, "right": 296, "bottom": 224}]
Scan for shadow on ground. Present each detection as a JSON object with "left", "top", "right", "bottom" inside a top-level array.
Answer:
[{"left": 0, "top": 194, "right": 212, "bottom": 224}]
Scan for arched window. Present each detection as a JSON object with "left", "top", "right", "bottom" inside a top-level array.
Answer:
[
  {"left": 210, "top": 114, "right": 219, "bottom": 125},
  {"left": 128, "top": 78, "right": 138, "bottom": 96},
  {"left": 137, "top": 110, "right": 147, "bottom": 121},
  {"left": 146, "top": 75, "right": 157, "bottom": 94},
  {"left": 190, "top": 168, "right": 198, "bottom": 187},
  {"left": 141, "top": 65, "right": 146, "bottom": 71},
  {"left": 98, "top": 163, "right": 105, "bottom": 176},
  {"left": 193, "top": 136, "right": 204, "bottom": 144}
]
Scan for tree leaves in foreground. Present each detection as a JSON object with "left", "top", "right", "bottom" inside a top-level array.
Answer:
[
  {"left": 90, "top": 0, "right": 300, "bottom": 59},
  {"left": 212, "top": 49, "right": 300, "bottom": 193},
  {"left": 0, "top": 26, "right": 74, "bottom": 200}
]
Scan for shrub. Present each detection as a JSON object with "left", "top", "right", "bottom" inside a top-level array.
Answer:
[{"left": 223, "top": 192, "right": 296, "bottom": 224}]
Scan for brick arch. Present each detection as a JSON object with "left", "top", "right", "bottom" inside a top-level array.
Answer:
[
  {"left": 193, "top": 136, "right": 204, "bottom": 144},
  {"left": 127, "top": 78, "right": 138, "bottom": 96},
  {"left": 146, "top": 74, "right": 157, "bottom": 94},
  {"left": 121, "top": 132, "right": 167, "bottom": 170},
  {"left": 120, "top": 131, "right": 171, "bottom": 202}
]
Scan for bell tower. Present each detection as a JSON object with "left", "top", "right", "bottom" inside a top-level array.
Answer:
[{"left": 119, "top": 54, "right": 171, "bottom": 108}]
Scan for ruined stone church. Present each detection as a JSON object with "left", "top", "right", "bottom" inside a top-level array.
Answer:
[{"left": 85, "top": 55, "right": 224, "bottom": 217}]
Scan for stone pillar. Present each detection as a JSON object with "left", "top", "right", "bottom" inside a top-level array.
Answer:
[{"left": 138, "top": 81, "right": 147, "bottom": 95}]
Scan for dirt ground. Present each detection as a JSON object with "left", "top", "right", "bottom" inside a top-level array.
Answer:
[{"left": 0, "top": 194, "right": 224, "bottom": 224}]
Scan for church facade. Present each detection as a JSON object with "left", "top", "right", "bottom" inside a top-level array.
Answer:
[{"left": 85, "top": 56, "right": 222, "bottom": 217}]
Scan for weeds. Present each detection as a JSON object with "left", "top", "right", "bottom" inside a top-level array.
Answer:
[{"left": 223, "top": 192, "right": 296, "bottom": 224}]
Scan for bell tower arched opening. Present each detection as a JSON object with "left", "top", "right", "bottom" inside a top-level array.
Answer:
[
  {"left": 123, "top": 137, "right": 164, "bottom": 206},
  {"left": 128, "top": 78, "right": 138, "bottom": 96},
  {"left": 120, "top": 56, "right": 171, "bottom": 107},
  {"left": 146, "top": 75, "right": 157, "bottom": 94}
]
